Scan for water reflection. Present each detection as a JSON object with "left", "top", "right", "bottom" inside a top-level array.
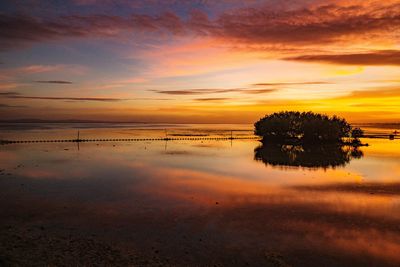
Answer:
[
  {"left": 1, "top": 131, "right": 400, "bottom": 266},
  {"left": 254, "top": 142, "right": 363, "bottom": 169}
]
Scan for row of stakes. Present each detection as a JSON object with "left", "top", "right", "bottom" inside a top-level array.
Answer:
[{"left": 1, "top": 131, "right": 259, "bottom": 145}]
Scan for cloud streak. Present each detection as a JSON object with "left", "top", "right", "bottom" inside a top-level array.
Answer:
[
  {"left": 194, "top": 97, "right": 232, "bottom": 102},
  {"left": 151, "top": 82, "right": 331, "bottom": 95},
  {"left": 340, "top": 87, "right": 400, "bottom": 98},
  {"left": 0, "top": 103, "right": 27, "bottom": 108},
  {"left": 34, "top": 80, "right": 73, "bottom": 84},
  {"left": 284, "top": 50, "right": 400, "bottom": 66},
  {"left": 150, "top": 88, "right": 244, "bottom": 95},
  {"left": 0, "top": 92, "right": 20, "bottom": 96},
  {"left": 252, "top": 82, "right": 332, "bottom": 86},
  {"left": 6, "top": 95, "right": 127, "bottom": 102},
  {"left": 0, "top": 92, "right": 122, "bottom": 102},
  {"left": 151, "top": 88, "right": 279, "bottom": 95},
  {"left": 0, "top": 92, "right": 173, "bottom": 102}
]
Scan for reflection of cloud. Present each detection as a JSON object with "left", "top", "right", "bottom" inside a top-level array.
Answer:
[
  {"left": 18, "top": 169, "right": 61, "bottom": 179},
  {"left": 293, "top": 182, "right": 400, "bottom": 196},
  {"left": 285, "top": 50, "right": 400, "bottom": 66},
  {"left": 2, "top": 147, "right": 400, "bottom": 265},
  {"left": 163, "top": 150, "right": 212, "bottom": 157}
]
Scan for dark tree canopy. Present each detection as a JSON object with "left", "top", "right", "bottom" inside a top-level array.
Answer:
[
  {"left": 254, "top": 111, "right": 353, "bottom": 143},
  {"left": 351, "top": 127, "right": 364, "bottom": 138}
]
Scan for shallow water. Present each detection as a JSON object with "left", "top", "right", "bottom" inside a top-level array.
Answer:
[{"left": 1, "top": 124, "right": 400, "bottom": 266}]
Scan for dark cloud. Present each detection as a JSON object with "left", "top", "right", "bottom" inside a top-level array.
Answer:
[
  {"left": 150, "top": 89, "right": 208, "bottom": 95},
  {"left": 34, "top": 80, "right": 73, "bottom": 84},
  {"left": 0, "top": 103, "right": 27, "bottom": 108},
  {"left": 0, "top": 14, "right": 130, "bottom": 50},
  {"left": 0, "top": 92, "right": 172, "bottom": 102},
  {"left": 137, "top": 12, "right": 184, "bottom": 34},
  {"left": 1, "top": 3, "right": 399, "bottom": 50},
  {"left": 151, "top": 87, "right": 279, "bottom": 95},
  {"left": 0, "top": 12, "right": 185, "bottom": 50},
  {"left": 194, "top": 97, "right": 231, "bottom": 102},
  {"left": 0, "top": 92, "right": 20, "bottom": 96},
  {"left": 242, "top": 89, "right": 277, "bottom": 94},
  {"left": 284, "top": 50, "right": 400, "bottom": 66},
  {"left": 252, "top": 82, "right": 332, "bottom": 86},
  {"left": 7, "top": 96, "right": 127, "bottom": 102},
  {"left": 214, "top": 3, "right": 400, "bottom": 45},
  {"left": 150, "top": 88, "right": 243, "bottom": 95},
  {"left": 0, "top": 92, "right": 126, "bottom": 102},
  {"left": 134, "top": 97, "right": 173, "bottom": 101}
]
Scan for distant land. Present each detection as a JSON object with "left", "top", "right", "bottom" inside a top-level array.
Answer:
[
  {"left": 0, "top": 119, "right": 147, "bottom": 124},
  {"left": 356, "top": 123, "right": 400, "bottom": 129},
  {"left": 0, "top": 119, "right": 250, "bottom": 124},
  {"left": 0, "top": 119, "right": 399, "bottom": 127}
]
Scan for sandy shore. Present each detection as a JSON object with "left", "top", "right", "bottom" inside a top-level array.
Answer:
[{"left": 0, "top": 224, "right": 291, "bottom": 267}]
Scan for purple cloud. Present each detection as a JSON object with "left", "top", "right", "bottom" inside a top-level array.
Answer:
[{"left": 1, "top": 2, "right": 399, "bottom": 50}]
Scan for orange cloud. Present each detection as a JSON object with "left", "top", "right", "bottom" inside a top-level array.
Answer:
[{"left": 285, "top": 50, "right": 400, "bottom": 66}]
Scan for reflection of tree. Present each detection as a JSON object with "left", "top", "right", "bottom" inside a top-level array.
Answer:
[{"left": 254, "top": 142, "right": 363, "bottom": 169}]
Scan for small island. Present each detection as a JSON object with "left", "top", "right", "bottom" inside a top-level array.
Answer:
[
  {"left": 254, "top": 111, "right": 365, "bottom": 169},
  {"left": 254, "top": 111, "right": 364, "bottom": 145}
]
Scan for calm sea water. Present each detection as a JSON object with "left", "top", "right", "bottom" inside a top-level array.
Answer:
[{"left": 1, "top": 123, "right": 400, "bottom": 266}]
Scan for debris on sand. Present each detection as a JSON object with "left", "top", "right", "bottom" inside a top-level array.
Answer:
[
  {"left": 0, "top": 226, "right": 172, "bottom": 266},
  {"left": 264, "top": 252, "right": 291, "bottom": 267}
]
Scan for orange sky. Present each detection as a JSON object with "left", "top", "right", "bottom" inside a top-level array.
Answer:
[{"left": 0, "top": 0, "right": 399, "bottom": 123}]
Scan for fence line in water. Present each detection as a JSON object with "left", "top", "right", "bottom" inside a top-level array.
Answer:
[
  {"left": 1, "top": 134, "right": 398, "bottom": 145},
  {"left": 1, "top": 136, "right": 259, "bottom": 145}
]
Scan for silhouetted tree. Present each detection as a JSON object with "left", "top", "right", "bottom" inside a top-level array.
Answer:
[
  {"left": 351, "top": 127, "right": 364, "bottom": 138},
  {"left": 255, "top": 111, "right": 353, "bottom": 143}
]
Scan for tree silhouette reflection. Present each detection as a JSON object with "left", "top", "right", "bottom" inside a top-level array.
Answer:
[{"left": 254, "top": 142, "right": 363, "bottom": 169}]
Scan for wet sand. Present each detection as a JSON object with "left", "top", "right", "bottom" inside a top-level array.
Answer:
[{"left": 1, "top": 194, "right": 398, "bottom": 267}]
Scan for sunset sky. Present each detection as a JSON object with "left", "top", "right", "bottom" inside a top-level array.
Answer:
[{"left": 1, "top": 0, "right": 400, "bottom": 123}]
